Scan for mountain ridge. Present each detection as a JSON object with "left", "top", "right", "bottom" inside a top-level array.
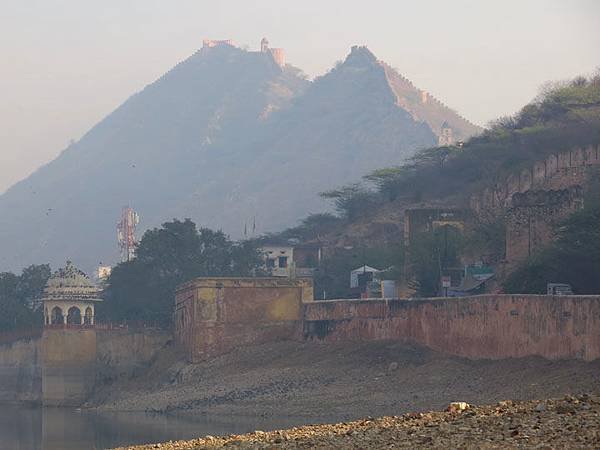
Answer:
[{"left": 0, "top": 42, "right": 480, "bottom": 273}]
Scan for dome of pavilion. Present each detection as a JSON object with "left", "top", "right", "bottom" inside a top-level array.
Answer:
[
  {"left": 43, "top": 261, "right": 102, "bottom": 326},
  {"left": 42, "top": 261, "right": 102, "bottom": 304}
]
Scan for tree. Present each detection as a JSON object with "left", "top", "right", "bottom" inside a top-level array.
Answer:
[
  {"left": 320, "top": 184, "right": 377, "bottom": 220},
  {"left": 504, "top": 205, "right": 600, "bottom": 294},
  {"left": 408, "top": 226, "right": 464, "bottom": 297},
  {"left": 0, "top": 264, "right": 50, "bottom": 332},
  {"left": 100, "top": 219, "right": 263, "bottom": 326}
]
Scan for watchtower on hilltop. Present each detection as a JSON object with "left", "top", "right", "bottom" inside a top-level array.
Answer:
[
  {"left": 260, "top": 37, "right": 285, "bottom": 68},
  {"left": 260, "top": 37, "right": 269, "bottom": 53}
]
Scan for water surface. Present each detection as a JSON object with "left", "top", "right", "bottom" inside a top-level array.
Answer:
[{"left": 0, "top": 405, "right": 320, "bottom": 450}]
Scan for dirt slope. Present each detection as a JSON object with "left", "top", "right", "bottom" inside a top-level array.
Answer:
[{"left": 89, "top": 340, "right": 600, "bottom": 422}]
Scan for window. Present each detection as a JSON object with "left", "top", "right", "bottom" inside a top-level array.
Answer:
[
  {"left": 266, "top": 258, "right": 275, "bottom": 268},
  {"left": 278, "top": 256, "right": 288, "bottom": 268}
]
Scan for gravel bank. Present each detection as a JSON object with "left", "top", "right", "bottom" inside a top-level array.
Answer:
[{"left": 113, "top": 393, "right": 600, "bottom": 449}]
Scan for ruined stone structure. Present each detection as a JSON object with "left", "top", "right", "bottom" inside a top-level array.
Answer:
[
  {"left": 303, "top": 295, "right": 600, "bottom": 361},
  {"left": 175, "top": 277, "right": 313, "bottom": 362},
  {"left": 403, "top": 208, "right": 466, "bottom": 247},
  {"left": 202, "top": 39, "right": 233, "bottom": 49},
  {"left": 506, "top": 187, "right": 583, "bottom": 263},
  {"left": 201, "top": 37, "right": 286, "bottom": 68},
  {"left": 260, "top": 37, "right": 285, "bottom": 67},
  {"left": 469, "top": 144, "right": 600, "bottom": 264},
  {"left": 471, "top": 144, "right": 600, "bottom": 215},
  {"left": 438, "top": 121, "right": 454, "bottom": 146}
]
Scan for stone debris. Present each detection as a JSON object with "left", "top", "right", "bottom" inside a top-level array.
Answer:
[
  {"left": 113, "top": 394, "right": 600, "bottom": 449},
  {"left": 447, "top": 401, "right": 470, "bottom": 413}
]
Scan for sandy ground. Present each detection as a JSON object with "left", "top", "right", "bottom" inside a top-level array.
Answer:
[{"left": 89, "top": 339, "right": 600, "bottom": 422}]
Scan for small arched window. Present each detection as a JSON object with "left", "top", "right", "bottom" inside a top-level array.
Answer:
[
  {"left": 51, "top": 307, "right": 64, "bottom": 325},
  {"left": 67, "top": 306, "right": 82, "bottom": 325}
]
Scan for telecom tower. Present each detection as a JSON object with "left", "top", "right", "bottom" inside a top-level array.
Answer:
[{"left": 117, "top": 206, "right": 139, "bottom": 262}]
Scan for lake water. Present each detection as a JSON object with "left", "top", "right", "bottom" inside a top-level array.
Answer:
[{"left": 0, "top": 405, "right": 320, "bottom": 450}]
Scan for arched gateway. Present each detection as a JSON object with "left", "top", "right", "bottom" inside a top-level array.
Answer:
[{"left": 41, "top": 261, "right": 103, "bottom": 327}]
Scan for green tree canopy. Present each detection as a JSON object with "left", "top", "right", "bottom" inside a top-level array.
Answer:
[
  {"left": 100, "top": 219, "right": 263, "bottom": 326},
  {"left": 503, "top": 204, "right": 600, "bottom": 294},
  {"left": 319, "top": 184, "right": 378, "bottom": 221},
  {"left": 0, "top": 264, "right": 50, "bottom": 332},
  {"left": 408, "top": 225, "right": 465, "bottom": 297}
]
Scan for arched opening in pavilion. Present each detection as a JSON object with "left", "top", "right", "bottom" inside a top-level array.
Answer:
[
  {"left": 67, "top": 306, "right": 82, "bottom": 325},
  {"left": 84, "top": 307, "right": 93, "bottom": 325},
  {"left": 51, "top": 307, "right": 64, "bottom": 325}
]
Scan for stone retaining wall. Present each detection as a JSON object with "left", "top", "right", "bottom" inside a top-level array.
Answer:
[{"left": 303, "top": 295, "right": 600, "bottom": 361}]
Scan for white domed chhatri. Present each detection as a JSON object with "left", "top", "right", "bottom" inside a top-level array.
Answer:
[{"left": 42, "top": 261, "right": 103, "bottom": 326}]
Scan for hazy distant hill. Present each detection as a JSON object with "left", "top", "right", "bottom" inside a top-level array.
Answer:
[{"left": 0, "top": 44, "right": 479, "bottom": 272}]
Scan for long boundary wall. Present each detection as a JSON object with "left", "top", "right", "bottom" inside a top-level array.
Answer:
[{"left": 303, "top": 295, "right": 600, "bottom": 361}]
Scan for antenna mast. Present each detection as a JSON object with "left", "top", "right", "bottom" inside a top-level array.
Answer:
[{"left": 117, "top": 206, "right": 139, "bottom": 262}]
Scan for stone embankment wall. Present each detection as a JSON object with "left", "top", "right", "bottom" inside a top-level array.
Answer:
[
  {"left": 303, "top": 295, "right": 600, "bottom": 361},
  {"left": 0, "top": 337, "right": 41, "bottom": 404},
  {"left": 41, "top": 329, "right": 97, "bottom": 406},
  {"left": 96, "top": 329, "right": 171, "bottom": 382},
  {"left": 0, "top": 328, "right": 170, "bottom": 406}
]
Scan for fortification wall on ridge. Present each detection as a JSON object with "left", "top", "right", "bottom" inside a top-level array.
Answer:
[
  {"left": 471, "top": 144, "right": 600, "bottom": 214},
  {"left": 505, "top": 187, "right": 584, "bottom": 263},
  {"left": 303, "top": 295, "right": 600, "bottom": 361}
]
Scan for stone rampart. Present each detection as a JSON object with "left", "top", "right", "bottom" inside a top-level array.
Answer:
[
  {"left": 175, "top": 277, "right": 313, "bottom": 362},
  {"left": 41, "top": 329, "right": 97, "bottom": 406},
  {"left": 505, "top": 187, "right": 584, "bottom": 263},
  {"left": 0, "top": 337, "right": 41, "bottom": 404},
  {"left": 471, "top": 144, "right": 600, "bottom": 214},
  {"left": 0, "top": 328, "right": 170, "bottom": 406},
  {"left": 303, "top": 295, "right": 600, "bottom": 361},
  {"left": 96, "top": 329, "right": 171, "bottom": 382}
]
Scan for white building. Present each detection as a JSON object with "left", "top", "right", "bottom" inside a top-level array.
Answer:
[
  {"left": 262, "top": 245, "right": 294, "bottom": 277},
  {"left": 350, "top": 265, "right": 381, "bottom": 289}
]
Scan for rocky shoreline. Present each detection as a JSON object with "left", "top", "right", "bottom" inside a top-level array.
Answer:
[{"left": 114, "top": 394, "right": 599, "bottom": 449}]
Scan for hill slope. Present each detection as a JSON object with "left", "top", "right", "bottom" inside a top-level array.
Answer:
[{"left": 0, "top": 44, "right": 479, "bottom": 272}]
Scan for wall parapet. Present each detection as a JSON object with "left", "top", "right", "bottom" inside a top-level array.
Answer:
[
  {"left": 175, "top": 277, "right": 313, "bottom": 362},
  {"left": 303, "top": 294, "right": 600, "bottom": 361},
  {"left": 471, "top": 144, "right": 600, "bottom": 214}
]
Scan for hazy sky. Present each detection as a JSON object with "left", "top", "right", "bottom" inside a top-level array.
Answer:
[{"left": 1, "top": 0, "right": 598, "bottom": 194}]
